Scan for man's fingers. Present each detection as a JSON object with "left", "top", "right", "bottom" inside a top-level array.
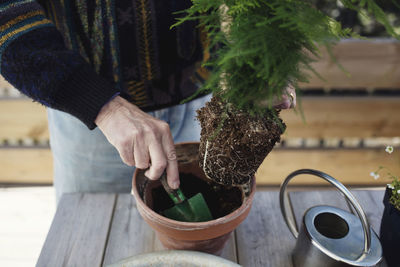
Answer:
[
  {"left": 118, "top": 145, "right": 135, "bottom": 166},
  {"left": 273, "top": 99, "right": 291, "bottom": 109},
  {"left": 272, "top": 86, "right": 296, "bottom": 109},
  {"left": 162, "top": 131, "right": 179, "bottom": 189},
  {"left": 133, "top": 132, "right": 149, "bottom": 169},
  {"left": 286, "top": 86, "right": 296, "bottom": 108},
  {"left": 145, "top": 142, "right": 167, "bottom": 181},
  {"left": 165, "top": 156, "right": 179, "bottom": 189}
]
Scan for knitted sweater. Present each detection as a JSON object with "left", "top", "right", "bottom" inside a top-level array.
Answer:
[{"left": 0, "top": 0, "right": 207, "bottom": 129}]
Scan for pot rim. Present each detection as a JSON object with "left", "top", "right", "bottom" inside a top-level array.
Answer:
[{"left": 131, "top": 142, "right": 256, "bottom": 230}]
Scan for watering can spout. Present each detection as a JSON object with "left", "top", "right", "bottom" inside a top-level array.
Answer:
[{"left": 279, "top": 169, "right": 382, "bottom": 267}]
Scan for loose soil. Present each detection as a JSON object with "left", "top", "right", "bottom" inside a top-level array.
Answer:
[
  {"left": 197, "top": 96, "right": 285, "bottom": 186},
  {"left": 150, "top": 173, "right": 243, "bottom": 219}
]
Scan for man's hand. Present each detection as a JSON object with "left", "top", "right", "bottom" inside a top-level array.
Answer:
[
  {"left": 95, "top": 96, "right": 179, "bottom": 189},
  {"left": 256, "top": 86, "right": 297, "bottom": 110},
  {"left": 273, "top": 86, "right": 296, "bottom": 109}
]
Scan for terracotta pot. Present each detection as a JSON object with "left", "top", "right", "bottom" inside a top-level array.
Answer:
[{"left": 131, "top": 142, "right": 256, "bottom": 255}]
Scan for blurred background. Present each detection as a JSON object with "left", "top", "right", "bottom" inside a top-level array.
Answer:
[{"left": 1, "top": 2, "right": 400, "bottom": 266}]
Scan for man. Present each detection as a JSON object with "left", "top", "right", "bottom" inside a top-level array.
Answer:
[{"left": 0, "top": 0, "right": 295, "bottom": 201}]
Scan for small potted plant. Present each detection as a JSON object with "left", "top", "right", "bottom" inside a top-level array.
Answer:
[{"left": 371, "top": 145, "right": 400, "bottom": 267}]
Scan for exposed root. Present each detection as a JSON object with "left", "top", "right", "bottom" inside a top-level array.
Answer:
[{"left": 202, "top": 140, "right": 213, "bottom": 180}]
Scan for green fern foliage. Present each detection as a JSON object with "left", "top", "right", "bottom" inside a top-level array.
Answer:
[{"left": 174, "top": 0, "right": 399, "bottom": 114}]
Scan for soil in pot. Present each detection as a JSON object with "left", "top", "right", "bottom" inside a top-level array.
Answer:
[
  {"left": 147, "top": 172, "right": 243, "bottom": 220},
  {"left": 198, "top": 96, "right": 285, "bottom": 186}
]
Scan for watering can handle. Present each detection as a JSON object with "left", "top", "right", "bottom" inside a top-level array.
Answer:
[{"left": 279, "top": 169, "right": 372, "bottom": 254}]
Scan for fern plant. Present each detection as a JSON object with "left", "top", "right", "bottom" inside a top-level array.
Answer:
[{"left": 174, "top": 0, "right": 399, "bottom": 115}]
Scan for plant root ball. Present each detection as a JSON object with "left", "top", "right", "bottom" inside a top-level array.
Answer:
[{"left": 197, "top": 96, "right": 285, "bottom": 186}]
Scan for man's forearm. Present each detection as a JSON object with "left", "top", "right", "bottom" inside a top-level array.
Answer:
[{"left": 0, "top": 0, "right": 120, "bottom": 129}]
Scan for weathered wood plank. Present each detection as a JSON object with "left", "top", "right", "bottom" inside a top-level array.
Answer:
[
  {"left": 0, "top": 148, "right": 52, "bottom": 184},
  {"left": 281, "top": 97, "right": 400, "bottom": 138},
  {"left": 152, "top": 234, "right": 165, "bottom": 251},
  {"left": 256, "top": 149, "right": 399, "bottom": 185},
  {"left": 236, "top": 191, "right": 294, "bottom": 267},
  {"left": 0, "top": 99, "right": 48, "bottom": 141},
  {"left": 219, "top": 232, "right": 237, "bottom": 263},
  {"left": 37, "top": 193, "right": 116, "bottom": 267},
  {"left": 2, "top": 97, "right": 399, "bottom": 143},
  {"left": 1, "top": 147, "right": 397, "bottom": 186},
  {"left": 153, "top": 229, "right": 237, "bottom": 262},
  {"left": 102, "top": 194, "right": 157, "bottom": 266},
  {"left": 103, "top": 194, "right": 238, "bottom": 265},
  {"left": 299, "top": 40, "right": 400, "bottom": 89},
  {"left": 2, "top": 40, "right": 399, "bottom": 93}
]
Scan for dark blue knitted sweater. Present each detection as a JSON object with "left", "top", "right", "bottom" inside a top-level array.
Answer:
[{"left": 0, "top": 0, "right": 207, "bottom": 129}]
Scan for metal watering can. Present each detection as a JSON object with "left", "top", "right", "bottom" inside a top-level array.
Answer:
[{"left": 280, "top": 169, "right": 382, "bottom": 267}]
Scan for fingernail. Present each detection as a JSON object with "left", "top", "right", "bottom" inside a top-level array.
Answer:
[
  {"left": 144, "top": 171, "right": 153, "bottom": 180},
  {"left": 171, "top": 181, "right": 180, "bottom": 189}
]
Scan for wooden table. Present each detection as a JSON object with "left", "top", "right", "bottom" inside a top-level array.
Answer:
[{"left": 37, "top": 189, "right": 387, "bottom": 266}]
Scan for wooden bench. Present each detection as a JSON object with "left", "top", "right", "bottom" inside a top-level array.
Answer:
[
  {"left": 36, "top": 189, "right": 388, "bottom": 266},
  {"left": 1, "top": 39, "right": 400, "bottom": 185}
]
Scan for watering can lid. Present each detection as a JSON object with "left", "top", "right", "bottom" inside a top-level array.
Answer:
[{"left": 305, "top": 206, "right": 382, "bottom": 266}]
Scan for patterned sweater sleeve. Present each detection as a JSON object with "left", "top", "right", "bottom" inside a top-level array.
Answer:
[{"left": 0, "top": 0, "right": 120, "bottom": 129}]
